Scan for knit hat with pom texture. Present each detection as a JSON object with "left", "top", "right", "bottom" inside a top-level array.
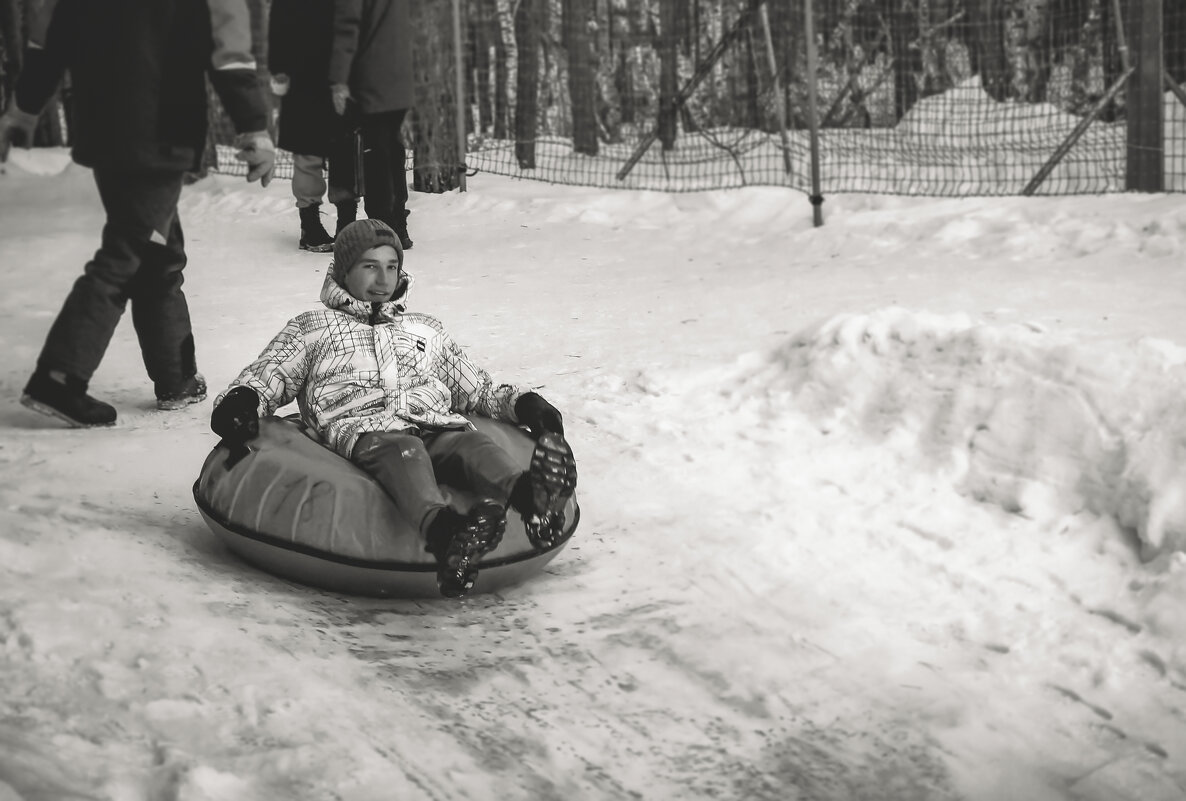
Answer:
[{"left": 332, "top": 219, "right": 403, "bottom": 282}]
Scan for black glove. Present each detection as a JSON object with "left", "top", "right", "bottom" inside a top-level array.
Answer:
[
  {"left": 515, "top": 392, "right": 564, "bottom": 439},
  {"left": 211, "top": 386, "right": 261, "bottom": 444}
]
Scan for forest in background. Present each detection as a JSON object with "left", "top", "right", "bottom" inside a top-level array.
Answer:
[{"left": 2, "top": 0, "right": 1184, "bottom": 193}]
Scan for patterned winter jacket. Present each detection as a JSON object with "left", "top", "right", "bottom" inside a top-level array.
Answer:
[{"left": 218, "top": 270, "right": 525, "bottom": 459}]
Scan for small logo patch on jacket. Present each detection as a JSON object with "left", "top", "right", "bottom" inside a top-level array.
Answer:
[{"left": 415, "top": 338, "right": 427, "bottom": 353}]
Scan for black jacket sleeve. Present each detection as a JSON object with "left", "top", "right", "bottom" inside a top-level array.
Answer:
[{"left": 205, "top": 0, "right": 270, "bottom": 133}]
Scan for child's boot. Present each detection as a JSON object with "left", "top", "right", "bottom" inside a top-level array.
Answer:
[
  {"left": 298, "top": 204, "right": 334, "bottom": 252},
  {"left": 21, "top": 368, "right": 117, "bottom": 427},
  {"left": 426, "top": 500, "right": 507, "bottom": 598},
  {"left": 511, "top": 433, "right": 577, "bottom": 550}
]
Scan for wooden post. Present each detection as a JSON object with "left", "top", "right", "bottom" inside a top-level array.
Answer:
[
  {"left": 1126, "top": 0, "right": 1164, "bottom": 191},
  {"left": 452, "top": 0, "right": 468, "bottom": 191},
  {"left": 803, "top": 0, "right": 823, "bottom": 226}
]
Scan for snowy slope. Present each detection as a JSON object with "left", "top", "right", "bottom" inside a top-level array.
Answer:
[{"left": 0, "top": 148, "right": 1185, "bottom": 800}]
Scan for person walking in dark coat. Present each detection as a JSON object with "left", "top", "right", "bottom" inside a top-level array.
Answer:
[
  {"left": 269, "top": 0, "right": 359, "bottom": 252},
  {"left": 329, "top": 0, "right": 415, "bottom": 250},
  {"left": 0, "top": 0, "right": 275, "bottom": 428}
]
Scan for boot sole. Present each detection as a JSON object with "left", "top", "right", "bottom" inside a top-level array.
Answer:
[
  {"left": 524, "top": 435, "right": 576, "bottom": 550},
  {"left": 20, "top": 394, "right": 116, "bottom": 428},
  {"left": 156, "top": 391, "right": 207, "bottom": 411},
  {"left": 532, "top": 434, "right": 577, "bottom": 517},
  {"left": 437, "top": 501, "right": 506, "bottom": 598},
  {"left": 300, "top": 243, "right": 334, "bottom": 253}
]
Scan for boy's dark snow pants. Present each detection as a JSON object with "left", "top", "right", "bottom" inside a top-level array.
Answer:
[
  {"left": 352, "top": 428, "right": 522, "bottom": 539},
  {"left": 37, "top": 167, "right": 194, "bottom": 394}
]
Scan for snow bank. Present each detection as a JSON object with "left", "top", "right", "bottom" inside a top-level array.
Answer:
[{"left": 730, "top": 308, "right": 1186, "bottom": 561}]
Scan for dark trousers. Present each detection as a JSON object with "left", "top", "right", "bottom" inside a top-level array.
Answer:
[
  {"left": 359, "top": 108, "right": 409, "bottom": 229},
  {"left": 38, "top": 167, "right": 194, "bottom": 393},
  {"left": 352, "top": 428, "right": 522, "bottom": 537}
]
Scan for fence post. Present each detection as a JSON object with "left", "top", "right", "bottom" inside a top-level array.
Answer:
[
  {"left": 452, "top": 0, "right": 468, "bottom": 192},
  {"left": 803, "top": 0, "right": 823, "bottom": 226},
  {"left": 1126, "top": 0, "right": 1164, "bottom": 191}
]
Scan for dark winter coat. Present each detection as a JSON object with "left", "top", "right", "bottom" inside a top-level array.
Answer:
[
  {"left": 268, "top": 0, "right": 346, "bottom": 156},
  {"left": 16, "top": 0, "right": 269, "bottom": 173},
  {"left": 328, "top": 0, "right": 415, "bottom": 115},
  {"left": 217, "top": 269, "right": 526, "bottom": 459}
]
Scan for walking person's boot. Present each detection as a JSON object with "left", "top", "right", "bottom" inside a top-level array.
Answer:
[
  {"left": 156, "top": 373, "right": 208, "bottom": 411},
  {"left": 298, "top": 204, "right": 334, "bottom": 252},
  {"left": 21, "top": 368, "right": 117, "bottom": 427},
  {"left": 334, "top": 199, "right": 358, "bottom": 238},
  {"left": 393, "top": 208, "right": 413, "bottom": 250}
]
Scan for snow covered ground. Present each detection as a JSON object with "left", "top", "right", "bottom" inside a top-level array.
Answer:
[{"left": 1, "top": 147, "right": 1185, "bottom": 800}]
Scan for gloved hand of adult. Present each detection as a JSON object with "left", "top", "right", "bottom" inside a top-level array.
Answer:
[
  {"left": 0, "top": 104, "right": 40, "bottom": 163},
  {"left": 269, "top": 73, "right": 290, "bottom": 97},
  {"left": 515, "top": 392, "right": 564, "bottom": 439},
  {"left": 211, "top": 386, "right": 261, "bottom": 444},
  {"left": 233, "top": 131, "right": 275, "bottom": 187},
  {"left": 331, "top": 83, "right": 351, "bottom": 116}
]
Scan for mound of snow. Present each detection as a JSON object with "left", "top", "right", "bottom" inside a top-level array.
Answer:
[
  {"left": 898, "top": 75, "right": 1091, "bottom": 140},
  {"left": 731, "top": 307, "right": 1186, "bottom": 560}
]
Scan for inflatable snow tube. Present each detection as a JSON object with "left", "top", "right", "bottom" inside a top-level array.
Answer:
[{"left": 193, "top": 415, "right": 578, "bottom": 598}]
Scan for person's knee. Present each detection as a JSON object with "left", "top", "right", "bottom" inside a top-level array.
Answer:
[{"left": 354, "top": 430, "right": 424, "bottom": 464}]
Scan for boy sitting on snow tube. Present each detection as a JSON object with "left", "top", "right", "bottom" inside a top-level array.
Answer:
[{"left": 209, "top": 219, "right": 577, "bottom": 598}]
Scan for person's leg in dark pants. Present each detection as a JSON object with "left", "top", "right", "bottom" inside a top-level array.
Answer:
[
  {"left": 24, "top": 168, "right": 187, "bottom": 425},
  {"left": 125, "top": 204, "right": 203, "bottom": 399},
  {"left": 360, "top": 108, "right": 410, "bottom": 248},
  {"left": 382, "top": 108, "right": 409, "bottom": 237},
  {"left": 352, "top": 428, "right": 509, "bottom": 598},
  {"left": 422, "top": 429, "right": 522, "bottom": 504},
  {"left": 352, "top": 430, "right": 452, "bottom": 535},
  {"left": 39, "top": 168, "right": 185, "bottom": 383}
]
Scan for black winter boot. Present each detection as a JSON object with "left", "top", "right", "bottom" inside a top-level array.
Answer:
[
  {"left": 298, "top": 204, "right": 334, "bottom": 252},
  {"left": 334, "top": 200, "right": 358, "bottom": 238},
  {"left": 393, "top": 208, "right": 412, "bottom": 250},
  {"left": 510, "top": 433, "right": 577, "bottom": 550},
  {"left": 21, "top": 369, "right": 117, "bottom": 427},
  {"left": 425, "top": 500, "right": 506, "bottom": 598}
]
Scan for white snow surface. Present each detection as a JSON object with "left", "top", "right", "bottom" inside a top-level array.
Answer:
[{"left": 1, "top": 148, "right": 1186, "bottom": 800}]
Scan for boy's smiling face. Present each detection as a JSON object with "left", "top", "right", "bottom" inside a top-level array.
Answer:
[{"left": 343, "top": 244, "right": 402, "bottom": 302}]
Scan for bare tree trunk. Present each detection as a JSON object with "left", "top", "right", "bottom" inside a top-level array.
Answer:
[
  {"left": 657, "top": 0, "right": 678, "bottom": 149},
  {"left": 743, "top": 25, "right": 760, "bottom": 129},
  {"left": 1099, "top": 0, "right": 1129, "bottom": 120},
  {"left": 766, "top": 0, "right": 806, "bottom": 129},
  {"left": 470, "top": 2, "right": 494, "bottom": 133},
  {"left": 966, "top": 0, "right": 1011, "bottom": 101},
  {"left": 888, "top": 0, "right": 922, "bottom": 119},
  {"left": 1168, "top": 0, "right": 1186, "bottom": 86},
  {"left": 594, "top": 0, "right": 621, "bottom": 142},
  {"left": 515, "top": 0, "right": 541, "bottom": 167},
  {"left": 410, "top": 0, "right": 462, "bottom": 191},
  {"left": 565, "top": 0, "right": 599, "bottom": 154},
  {"left": 495, "top": 0, "right": 518, "bottom": 139}
]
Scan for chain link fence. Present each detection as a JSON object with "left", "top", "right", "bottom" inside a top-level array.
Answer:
[{"left": 194, "top": 0, "right": 1186, "bottom": 196}]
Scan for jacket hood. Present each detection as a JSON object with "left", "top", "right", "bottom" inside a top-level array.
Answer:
[{"left": 320, "top": 262, "right": 413, "bottom": 324}]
